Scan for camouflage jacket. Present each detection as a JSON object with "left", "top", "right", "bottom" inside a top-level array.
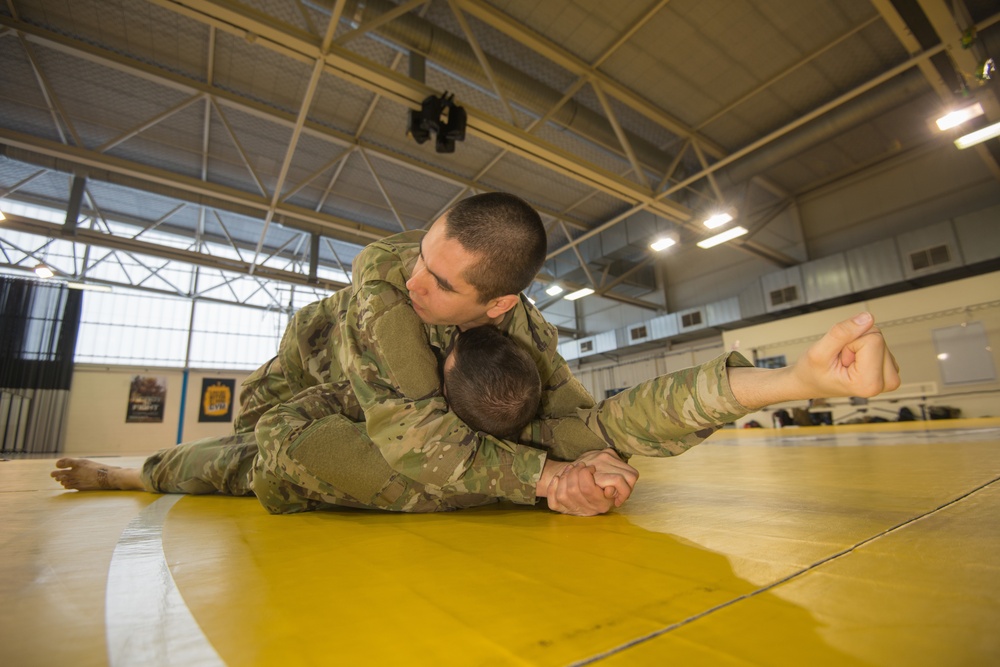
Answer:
[{"left": 274, "top": 231, "right": 753, "bottom": 506}]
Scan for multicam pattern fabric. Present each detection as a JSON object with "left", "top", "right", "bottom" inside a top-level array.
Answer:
[{"left": 140, "top": 231, "right": 754, "bottom": 513}]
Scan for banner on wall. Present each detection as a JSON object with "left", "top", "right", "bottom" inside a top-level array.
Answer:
[
  {"left": 126, "top": 375, "right": 167, "bottom": 423},
  {"left": 199, "top": 378, "right": 236, "bottom": 422}
]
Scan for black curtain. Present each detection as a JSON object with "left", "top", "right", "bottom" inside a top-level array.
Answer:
[{"left": 1, "top": 276, "right": 82, "bottom": 453}]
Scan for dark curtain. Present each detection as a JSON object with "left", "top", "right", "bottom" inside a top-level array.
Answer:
[{"left": 1, "top": 276, "right": 83, "bottom": 453}]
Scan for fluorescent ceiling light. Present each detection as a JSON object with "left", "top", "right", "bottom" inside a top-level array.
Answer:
[
  {"left": 545, "top": 284, "right": 564, "bottom": 296},
  {"left": 34, "top": 263, "right": 55, "bottom": 278},
  {"left": 703, "top": 212, "right": 733, "bottom": 229},
  {"left": 697, "top": 226, "right": 748, "bottom": 248},
  {"left": 955, "top": 120, "right": 1000, "bottom": 149},
  {"left": 65, "top": 281, "right": 113, "bottom": 292},
  {"left": 563, "top": 287, "right": 595, "bottom": 301},
  {"left": 935, "top": 103, "right": 984, "bottom": 130},
  {"left": 650, "top": 237, "right": 676, "bottom": 251}
]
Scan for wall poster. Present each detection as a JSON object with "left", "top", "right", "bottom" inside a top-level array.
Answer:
[
  {"left": 126, "top": 375, "right": 167, "bottom": 423},
  {"left": 199, "top": 378, "right": 236, "bottom": 422}
]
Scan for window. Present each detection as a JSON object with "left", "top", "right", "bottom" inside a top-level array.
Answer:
[
  {"left": 629, "top": 325, "right": 648, "bottom": 341},
  {"left": 579, "top": 340, "right": 594, "bottom": 353},
  {"left": 75, "top": 290, "right": 192, "bottom": 366},
  {"left": 188, "top": 301, "right": 286, "bottom": 370}
]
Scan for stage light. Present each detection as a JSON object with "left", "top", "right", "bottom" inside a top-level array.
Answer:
[{"left": 408, "top": 92, "right": 467, "bottom": 153}]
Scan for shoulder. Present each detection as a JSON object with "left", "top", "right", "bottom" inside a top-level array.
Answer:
[
  {"left": 503, "top": 294, "right": 559, "bottom": 356},
  {"left": 351, "top": 230, "right": 425, "bottom": 293}
]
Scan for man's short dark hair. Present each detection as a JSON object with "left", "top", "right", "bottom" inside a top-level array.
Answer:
[
  {"left": 442, "top": 192, "right": 547, "bottom": 302},
  {"left": 445, "top": 325, "right": 541, "bottom": 440}
]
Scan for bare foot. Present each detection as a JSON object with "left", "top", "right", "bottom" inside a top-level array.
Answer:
[{"left": 51, "top": 458, "right": 144, "bottom": 491}]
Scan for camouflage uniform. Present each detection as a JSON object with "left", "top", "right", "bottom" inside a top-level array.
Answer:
[{"left": 140, "top": 231, "right": 753, "bottom": 513}]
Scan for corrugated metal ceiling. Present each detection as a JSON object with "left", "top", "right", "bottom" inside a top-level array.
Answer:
[{"left": 0, "top": 0, "right": 997, "bottom": 314}]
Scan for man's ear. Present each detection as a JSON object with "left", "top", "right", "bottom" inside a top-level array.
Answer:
[{"left": 485, "top": 294, "right": 519, "bottom": 319}]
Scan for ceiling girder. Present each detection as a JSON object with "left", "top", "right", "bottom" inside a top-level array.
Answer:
[
  {"left": 140, "top": 0, "right": 693, "bottom": 222},
  {"left": 0, "top": 128, "right": 387, "bottom": 246},
  {"left": 0, "top": 13, "right": 601, "bottom": 236},
  {"left": 2, "top": 213, "right": 349, "bottom": 292}
]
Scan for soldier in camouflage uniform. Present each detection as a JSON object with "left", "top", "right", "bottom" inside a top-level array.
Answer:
[{"left": 53, "top": 193, "right": 900, "bottom": 516}]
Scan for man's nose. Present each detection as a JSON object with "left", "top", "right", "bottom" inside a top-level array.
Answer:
[{"left": 406, "top": 268, "right": 426, "bottom": 293}]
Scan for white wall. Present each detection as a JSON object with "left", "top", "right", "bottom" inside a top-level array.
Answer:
[
  {"left": 570, "top": 271, "right": 1000, "bottom": 423},
  {"left": 64, "top": 366, "right": 250, "bottom": 456}
]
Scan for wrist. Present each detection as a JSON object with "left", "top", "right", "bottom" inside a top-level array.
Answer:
[{"left": 535, "top": 459, "right": 569, "bottom": 498}]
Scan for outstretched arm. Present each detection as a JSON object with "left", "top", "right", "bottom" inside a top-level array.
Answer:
[{"left": 728, "top": 312, "right": 900, "bottom": 409}]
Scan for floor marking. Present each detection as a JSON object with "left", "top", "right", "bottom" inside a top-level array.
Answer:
[
  {"left": 106, "top": 495, "right": 225, "bottom": 667},
  {"left": 572, "top": 474, "right": 1000, "bottom": 666}
]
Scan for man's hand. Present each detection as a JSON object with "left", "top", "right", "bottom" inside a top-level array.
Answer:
[
  {"left": 545, "top": 463, "right": 613, "bottom": 516},
  {"left": 793, "top": 311, "right": 901, "bottom": 399},
  {"left": 536, "top": 449, "right": 639, "bottom": 516},
  {"left": 729, "top": 312, "right": 901, "bottom": 409}
]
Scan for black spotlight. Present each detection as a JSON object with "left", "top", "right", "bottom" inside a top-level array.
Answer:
[{"left": 408, "top": 92, "right": 466, "bottom": 153}]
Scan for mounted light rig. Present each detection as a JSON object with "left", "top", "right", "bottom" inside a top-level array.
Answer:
[{"left": 408, "top": 92, "right": 467, "bottom": 153}]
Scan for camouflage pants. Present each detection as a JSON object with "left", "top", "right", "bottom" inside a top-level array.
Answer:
[
  {"left": 140, "top": 352, "right": 751, "bottom": 514},
  {"left": 141, "top": 357, "right": 537, "bottom": 514}
]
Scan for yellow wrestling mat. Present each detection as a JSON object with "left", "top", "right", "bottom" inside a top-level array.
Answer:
[{"left": 3, "top": 420, "right": 999, "bottom": 666}]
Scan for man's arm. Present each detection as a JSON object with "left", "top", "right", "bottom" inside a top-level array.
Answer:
[
  {"left": 350, "top": 287, "right": 549, "bottom": 505},
  {"left": 728, "top": 312, "right": 900, "bottom": 408},
  {"left": 533, "top": 312, "right": 901, "bottom": 516}
]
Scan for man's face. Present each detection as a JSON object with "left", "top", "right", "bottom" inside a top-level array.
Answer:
[{"left": 406, "top": 216, "right": 496, "bottom": 329}]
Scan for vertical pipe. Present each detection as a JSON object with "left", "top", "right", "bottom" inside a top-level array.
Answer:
[{"left": 177, "top": 370, "right": 189, "bottom": 445}]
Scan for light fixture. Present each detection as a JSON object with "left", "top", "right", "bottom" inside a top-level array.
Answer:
[
  {"left": 408, "top": 91, "right": 466, "bottom": 153},
  {"left": 955, "top": 120, "right": 1000, "bottom": 149},
  {"left": 936, "top": 103, "right": 985, "bottom": 130},
  {"left": 545, "top": 284, "right": 564, "bottom": 296},
  {"left": 65, "top": 281, "right": 113, "bottom": 292},
  {"left": 650, "top": 237, "right": 676, "bottom": 251},
  {"left": 697, "top": 226, "right": 748, "bottom": 249},
  {"left": 703, "top": 212, "right": 734, "bottom": 229},
  {"left": 34, "top": 263, "right": 55, "bottom": 278},
  {"left": 563, "top": 287, "right": 595, "bottom": 301}
]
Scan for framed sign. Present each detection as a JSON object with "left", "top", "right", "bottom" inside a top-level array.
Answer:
[
  {"left": 126, "top": 375, "right": 167, "bottom": 423},
  {"left": 199, "top": 378, "right": 236, "bottom": 422}
]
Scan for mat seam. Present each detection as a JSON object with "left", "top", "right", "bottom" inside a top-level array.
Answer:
[{"left": 570, "top": 474, "right": 1000, "bottom": 666}]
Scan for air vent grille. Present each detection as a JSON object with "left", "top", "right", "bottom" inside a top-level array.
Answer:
[
  {"left": 769, "top": 285, "right": 798, "bottom": 306},
  {"left": 681, "top": 311, "right": 702, "bottom": 328},
  {"left": 910, "top": 244, "right": 950, "bottom": 271}
]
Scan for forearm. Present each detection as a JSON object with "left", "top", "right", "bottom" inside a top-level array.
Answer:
[
  {"left": 726, "top": 365, "right": 809, "bottom": 410},
  {"left": 571, "top": 352, "right": 754, "bottom": 458}
]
